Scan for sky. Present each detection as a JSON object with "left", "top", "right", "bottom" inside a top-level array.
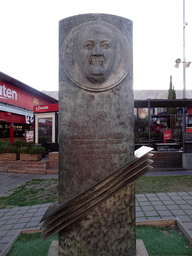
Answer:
[{"left": 0, "top": 0, "right": 192, "bottom": 93}]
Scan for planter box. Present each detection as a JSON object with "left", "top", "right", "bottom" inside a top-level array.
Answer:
[
  {"left": 0, "top": 153, "right": 18, "bottom": 161},
  {"left": 20, "top": 154, "right": 42, "bottom": 161}
]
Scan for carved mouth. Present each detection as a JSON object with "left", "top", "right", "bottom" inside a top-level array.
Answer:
[
  {"left": 91, "top": 60, "right": 103, "bottom": 64},
  {"left": 90, "top": 56, "right": 105, "bottom": 65}
]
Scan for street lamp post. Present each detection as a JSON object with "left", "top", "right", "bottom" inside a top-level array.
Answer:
[
  {"left": 174, "top": 0, "right": 192, "bottom": 142},
  {"left": 183, "top": 0, "right": 186, "bottom": 98},
  {"left": 174, "top": 0, "right": 191, "bottom": 98}
]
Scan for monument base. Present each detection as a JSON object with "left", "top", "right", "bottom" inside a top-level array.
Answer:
[
  {"left": 47, "top": 240, "right": 148, "bottom": 256},
  {"left": 182, "top": 153, "right": 192, "bottom": 169},
  {"left": 58, "top": 184, "right": 135, "bottom": 255}
]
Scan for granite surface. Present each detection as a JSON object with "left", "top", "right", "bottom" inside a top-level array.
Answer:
[
  {"left": 48, "top": 238, "right": 149, "bottom": 256},
  {"left": 59, "top": 13, "right": 134, "bottom": 255}
]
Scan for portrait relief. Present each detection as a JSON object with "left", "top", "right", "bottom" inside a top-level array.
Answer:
[{"left": 62, "top": 21, "right": 131, "bottom": 91}]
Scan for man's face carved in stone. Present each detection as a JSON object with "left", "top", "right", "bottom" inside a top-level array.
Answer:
[
  {"left": 77, "top": 25, "right": 117, "bottom": 83},
  {"left": 62, "top": 21, "right": 130, "bottom": 91}
]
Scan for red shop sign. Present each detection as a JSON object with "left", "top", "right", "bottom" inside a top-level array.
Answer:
[{"left": 33, "top": 103, "right": 59, "bottom": 113}]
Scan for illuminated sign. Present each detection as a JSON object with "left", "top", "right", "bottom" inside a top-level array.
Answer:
[
  {"left": 0, "top": 81, "right": 58, "bottom": 111},
  {"left": 35, "top": 106, "right": 49, "bottom": 112},
  {"left": 0, "top": 84, "right": 17, "bottom": 100},
  {"left": 33, "top": 103, "right": 58, "bottom": 113}
]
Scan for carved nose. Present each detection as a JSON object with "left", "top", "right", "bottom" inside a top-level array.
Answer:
[{"left": 93, "top": 44, "right": 102, "bottom": 55}]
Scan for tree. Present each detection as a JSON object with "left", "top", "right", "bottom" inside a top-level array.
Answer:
[
  {"left": 167, "top": 75, "right": 177, "bottom": 114},
  {"left": 167, "top": 75, "right": 177, "bottom": 130}
]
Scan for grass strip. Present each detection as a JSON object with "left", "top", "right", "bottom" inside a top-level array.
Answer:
[
  {"left": 136, "top": 225, "right": 192, "bottom": 255},
  {"left": 0, "top": 175, "right": 192, "bottom": 209},
  {"left": 135, "top": 175, "right": 192, "bottom": 194},
  {"left": 6, "top": 232, "right": 58, "bottom": 256},
  {"left": 0, "top": 179, "right": 58, "bottom": 209},
  {"left": 5, "top": 226, "right": 192, "bottom": 256}
]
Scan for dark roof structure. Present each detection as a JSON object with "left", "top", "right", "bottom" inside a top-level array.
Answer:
[
  {"left": 0, "top": 72, "right": 58, "bottom": 103},
  {"left": 134, "top": 99, "right": 192, "bottom": 109}
]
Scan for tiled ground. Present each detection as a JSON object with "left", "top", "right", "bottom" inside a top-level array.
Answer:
[
  {"left": 136, "top": 192, "right": 192, "bottom": 221},
  {"left": 0, "top": 203, "right": 51, "bottom": 255},
  {"left": 0, "top": 192, "right": 192, "bottom": 256}
]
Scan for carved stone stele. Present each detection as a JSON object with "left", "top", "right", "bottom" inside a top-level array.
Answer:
[{"left": 59, "top": 13, "right": 134, "bottom": 255}]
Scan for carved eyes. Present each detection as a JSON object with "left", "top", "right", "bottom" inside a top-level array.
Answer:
[
  {"left": 100, "top": 41, "right": 111, "bottom": 49},
  {"left": 84, "top": 41, "right": 94, "bottom": 50},
  {"left": 84, "top": 41, "right": 111, "bottom": 50}
]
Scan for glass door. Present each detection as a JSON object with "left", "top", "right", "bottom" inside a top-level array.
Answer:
[{"left": 35, "top": 113, "right": 55, "bottom": 144}]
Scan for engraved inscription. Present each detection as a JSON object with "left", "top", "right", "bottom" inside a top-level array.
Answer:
[{"left": 64, "top": 133, "right": 129, "bottom": 160}]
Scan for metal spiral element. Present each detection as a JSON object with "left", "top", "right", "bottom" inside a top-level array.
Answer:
[{"left": 40, "top": 146, "right": 154, "bottom": 241}]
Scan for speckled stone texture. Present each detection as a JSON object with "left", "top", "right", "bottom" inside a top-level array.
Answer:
[
  {"left": 59, "top": 13, "right": 134, "bottom": 255},
  {"left": 48, "top": 238, "right": 149, "bottom": 256},
  {"left": 59, "top": 184, "right": 135, "bottom": 256}
]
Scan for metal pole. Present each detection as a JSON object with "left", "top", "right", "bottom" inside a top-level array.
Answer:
[
  {"left": 148, "top": 100, "right": 151, "bottom": 147},
  {"left": 183, "top": 0, "right": 186, "bottom": 98}
]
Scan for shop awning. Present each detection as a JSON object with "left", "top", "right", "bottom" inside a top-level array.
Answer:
[{"left": 0, "top": 102, "right": 33, "bottom": 117}]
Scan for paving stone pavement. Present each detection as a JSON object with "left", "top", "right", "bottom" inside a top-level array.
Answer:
[
  {"left": 0, "top": 191, "right": 192, "bottom": 256},
  {"left": 0, "top": 170, "right": 192, "bottom": 255}
]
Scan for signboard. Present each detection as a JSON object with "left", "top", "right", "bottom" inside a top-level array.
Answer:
[
  {"left": 26, "top": 131, "right": 34, "bottom": 142},
  {"left": 163, "top": 129, "right": 172, "bottom": 143},
  {"left": 33, "top": 103, "right": 59, "bottom": 113},
  {"left": 0, "top": 81, "right": 57, "bottom": 111},
  {"left": 0, "top": 84, "right": 17, "bottom": 101}
]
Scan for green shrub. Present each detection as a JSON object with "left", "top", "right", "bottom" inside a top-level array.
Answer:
[
  {"left": 0, "top": 141, "right": 10, "bottom": 154},
  {"left": 28, "top": 145, "right": 45, "bottom": 155},
  {"left": 6, "top": 145, "right": 20, "bottom": 154},
  {"left": 19, "top": 145, "right": 45, "bottom": 155},
  {"left": 13, "top": 140, "right": 27, "bottom": 148},
  {"left": 26, "top": 142, "right": 35, "bottom": 149},
  {"left": 19, "top": 146, "right": 29, "bottom": 154},
  {"left": 0, "top": 141, "right": 18, "bottom": 154},
  {"left": 0, "top": 140, "right": 45, "bottom": 155}
]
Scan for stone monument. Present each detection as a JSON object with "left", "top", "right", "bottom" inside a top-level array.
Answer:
[{"left": 59, "top": 13, "right": 134, "bottom": 255}]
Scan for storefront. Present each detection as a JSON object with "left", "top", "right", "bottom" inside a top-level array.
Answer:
[
  {"left": 33, "top": 103, "right": 58, "bottom": 143},
  {"left": 0, "top": 72, "right": 58, "bottom": 143},
  {"left": 134, "top": 99, "right": 192, "bottom": 151},
  {"left": 33, "top": 103, "right": 59, "bottom": 151}
]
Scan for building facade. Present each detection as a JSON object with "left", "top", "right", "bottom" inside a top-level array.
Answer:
[
  {"left": 42, "top": 89, "right": 192, "bottom": 101},
  {"left": 0, "top": 72, "right": 58, "bottom": 143}
]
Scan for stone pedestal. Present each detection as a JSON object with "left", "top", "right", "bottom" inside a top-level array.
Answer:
[
  {"left": 59, "top": 184, "right": 135, "bottom": 255},
  {"left": 48, "top": 239, "right": 149, "bottom": 256},
  {"left": 59, "top": 13, "right": 134, "bottom": 255},
  {"left": 182, "top": 153, "right": 192, "bottom": 169}
]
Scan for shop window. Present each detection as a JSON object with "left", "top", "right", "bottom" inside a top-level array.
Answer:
[
  {"left": 14, "top": 124, "right": 32, "bottom": 139},
  {"left": 0, "top": 123, "right": 10, "bottom": 138},
  {"left": 14, "top": 125, "right": 23, "bottom": 138},
  {"left": 35, "top": 113, "right": 55, "bottom": 144},
  {"left": 38, "top": 118, "right": 53, "bottom": 143}
]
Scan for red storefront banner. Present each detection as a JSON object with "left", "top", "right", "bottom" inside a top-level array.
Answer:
[
  {"left": 33, "top": 103, "right": 59, "bottom": 113},
  {"left": 0, "top": 81, "right": 55, "bottom": 110},
  {"left": 0, "top": 111, "right": 26, "bottom": 123}
]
